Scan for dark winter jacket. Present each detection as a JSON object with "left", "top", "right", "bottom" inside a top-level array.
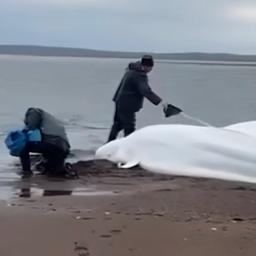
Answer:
[
  {"left": 24, "top": 108, "right": 70, "bottom": 153},
  {"left": 113, "top": 62, "right": 162, "bottom": 112}
]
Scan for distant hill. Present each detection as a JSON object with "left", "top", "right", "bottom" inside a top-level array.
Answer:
[{"left": 0, "top": 45, "right": 256, "bottom": 62}]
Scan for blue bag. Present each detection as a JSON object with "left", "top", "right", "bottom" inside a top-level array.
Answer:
[
  {"left": 5, "top": 130, "right": 27, "bottom": 156},
  {"left": 27, "top": 129, "right": 42, "bottom": 142}
]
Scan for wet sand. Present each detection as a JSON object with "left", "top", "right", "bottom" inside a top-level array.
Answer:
[{"left": 1, "top": 160, "right": 256, "bottom": 256}]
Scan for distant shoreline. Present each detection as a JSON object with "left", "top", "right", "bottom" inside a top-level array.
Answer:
[
  {"left": 1, "top": 45, "right": 256, "bottom": 64},
  {"left": 158, "top": 60, "right": 256, "bottom": 67},
  {"left": 1, "top": 53, "right": 256, "bottom": 67}
]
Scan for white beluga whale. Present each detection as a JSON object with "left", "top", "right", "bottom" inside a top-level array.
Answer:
[{"left": 96, "top": 121, "right": 256, "bottom": 183}]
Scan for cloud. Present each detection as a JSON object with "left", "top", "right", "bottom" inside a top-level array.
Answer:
[
  {"left": 1, "top": 0, "right": 256, "bottom": 53},
  {"left": 229, "top": 5, "right": 256, "bottom": 22},
  {"left": 5, "top": 0, "right": 127, "bottom": 9},
  {"left": 7, "top": 0, "right": 113, "bottom": 6}
]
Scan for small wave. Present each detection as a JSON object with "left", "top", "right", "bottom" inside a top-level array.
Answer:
[
  {"left": 62, "top": 116, "right": 109, "bottom": 131},
  {"left": 77, "top": 125, "right": 108, "bottom": 130},
  {"left": 64, "top": 121, "right": 109, "bottom": 130},
  {"left": 70, "top": 149, "right": 95, "bottom": 157},
  {"left": 68, "top": 149, "right": 95, "bottom": 163}
]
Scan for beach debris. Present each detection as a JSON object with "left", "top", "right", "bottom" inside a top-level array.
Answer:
[
  {"left": 232, "top": 218, "right": 244, "bottom": 222},
  {"left": 185, "top": 215, "right": 200, "bottom": 222},
  {"left": 105, "top": 211, "right": 111, "bottom": 215},
  {"left": 100, "top": 234, "right": 112, "bottom": 238},
  {"left": 231, "top": 186, "right": 247, "bottom": 191},
  {"left": 72, "top": 210, "right": 82, "bottom": 214},
  {"left": 222, "top": 226, "right": 228, "bottom": 231},
  {"left": 153, "top": 211, "right": 165, "bottom": 217},
  {"left": 211, "top": 227, "right": 218, "bottom": 231},
  {"left": 156, "top": 188, "right": 174, "bottom": 192},
  {"left": 25, "top": 199, "right": 36, "bottom": 203},
  {"left": 82, "top": 217, "right": 94, "bottom": 220},
  {"left": 134, "top": 209, "right": 155, "bottom": 216},
  {"left": 76, "top": 216, "right": 81, "bottom": 220},
  {"left": 185, "top": 217, "right": 193, "bottom": 222}
]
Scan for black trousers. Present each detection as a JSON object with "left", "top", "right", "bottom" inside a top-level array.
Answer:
[
  {"left": 20, "top": 142, "right": 68, "bottom": 173},
  {"left": 108, "top": 106, "right": 136, "bottom": 142}
]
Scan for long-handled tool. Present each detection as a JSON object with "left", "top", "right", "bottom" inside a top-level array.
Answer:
[{"left": 163, "top": 104, "right": 213, "bottom": 127}]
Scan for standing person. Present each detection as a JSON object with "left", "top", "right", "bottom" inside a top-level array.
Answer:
[
  {"left": 19, "top": 108, "right": 70, "bottom": 177},
  {"left": 108, "top": 55, "right": 168, "bottom": 142}
]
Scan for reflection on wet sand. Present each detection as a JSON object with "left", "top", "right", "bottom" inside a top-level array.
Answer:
[
  {"left": 19, "top": 188, "right": 73, "bottom": 198},
  {"left": 18, "top": 187, "right": 115, "bottom": 198}
]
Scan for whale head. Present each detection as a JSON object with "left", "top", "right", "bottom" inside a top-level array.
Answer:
[
  {"left": 96, "top": 139, "right": 124, "bottom": 162},
  {"left": 95, "top": 138, "right": 139, "bottom": 168}
]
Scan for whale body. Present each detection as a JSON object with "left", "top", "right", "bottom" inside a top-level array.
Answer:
[{"left": 96, "top": 121, "right": 256, "bottom": 183}]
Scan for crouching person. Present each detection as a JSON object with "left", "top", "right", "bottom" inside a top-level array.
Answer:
[{"left": 19, "top": 108, "right": 70, "bottom": 177}]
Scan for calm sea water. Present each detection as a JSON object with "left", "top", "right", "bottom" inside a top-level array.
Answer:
[{"left": 0, "top": 55, "right": 256, "bottom": 178}]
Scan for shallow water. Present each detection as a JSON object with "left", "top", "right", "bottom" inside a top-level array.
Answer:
[
  {"left": 1, "top": 55, "right": 256, "bottom": 193},
  {"left": 0, "top": 176, "right": 116, "bottom": 200}
]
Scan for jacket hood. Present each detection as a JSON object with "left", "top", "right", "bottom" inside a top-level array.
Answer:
[{"left": 127, "top": 61, "right": 145, "bottom": 73}]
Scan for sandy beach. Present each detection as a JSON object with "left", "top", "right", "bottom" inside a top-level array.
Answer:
[{"left": 1, "top": 160, "right": 256, "bottom": 256}]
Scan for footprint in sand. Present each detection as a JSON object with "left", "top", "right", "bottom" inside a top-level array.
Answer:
[
  {"left": 74, "top": 242, "right": 90, "bottom": 256},
  {"left": 110, "top": 229, "right": 122, "bottom": 234},
  {"left": 100, "top": 234, "right": 112, "bottom": 238}
]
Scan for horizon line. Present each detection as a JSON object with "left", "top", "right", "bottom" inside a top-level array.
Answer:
[{"left": 0, "top": 44, "right": 256, "bottom": 56}]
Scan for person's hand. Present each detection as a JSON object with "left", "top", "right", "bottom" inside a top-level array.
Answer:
[{"left": 162, "top": 102, "right": 169, "bottom": 111}]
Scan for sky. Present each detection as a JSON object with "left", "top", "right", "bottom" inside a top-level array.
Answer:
[{"left": 1, "top": 0, "right": 256, "bottom": 53}]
